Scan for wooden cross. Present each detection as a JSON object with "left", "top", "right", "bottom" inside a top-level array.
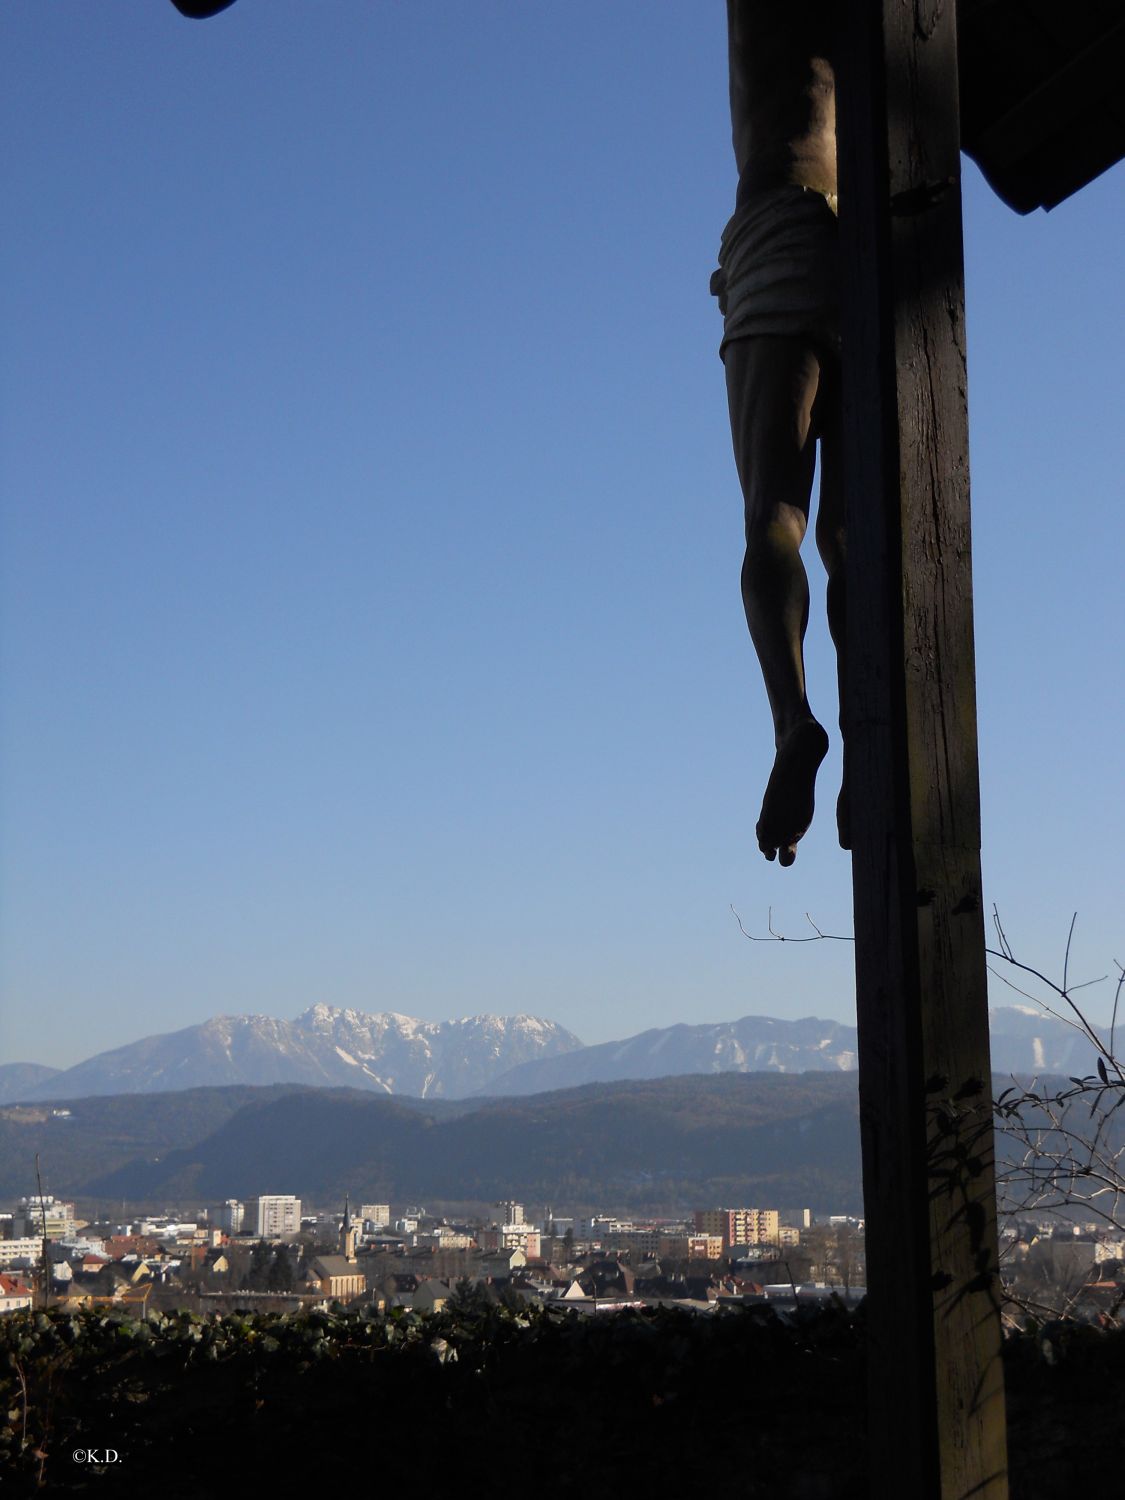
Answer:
[{"left": 838, "top": 5, "right": 1008, "bottom": 1496}]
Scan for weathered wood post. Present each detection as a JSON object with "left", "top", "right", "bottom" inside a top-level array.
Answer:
[{"left": 837, "top": 4, "right": 1009, "bottom": 1496}]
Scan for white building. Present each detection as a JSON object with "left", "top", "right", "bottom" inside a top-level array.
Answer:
[
  {"left": 413, "top": 1229, "right": 475, "bottom": 1251},
  {"left": 14, "top": 1197, "right": 76, "bottom": 1240},
  {"left": 492, "top": 1201, "right": 525, "bottom": 1227},
  {"left": 57, "top": 1237, "right": 107, "bottom": 1259},
  {"left": 361, "top": 1204, "right": 391, "bottom": 1230},
  {"left": 251, "top": 1196, "right": 301, "bottom": 1240},
  {"left": 0, "top": 1239, "right": 43, "bottom": 1268},
  {"left": 482, "top": 1225, "right": 541, "bottom": 1258},
  {"left": 212, "top": 1201, "right": 245, "bottom": 1234}
]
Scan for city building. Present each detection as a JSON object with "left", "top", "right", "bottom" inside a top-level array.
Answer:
[
  {"left": 13, "top": 1197, "right": 76, "bottom": 1241},
  {"left": 250, "top": 1196, "right": 301, "bottom": 1240},
  {"left": 309, "top": 1255, "right": 365, "bottom": 1302},
  {"left": 0, "top": 1274, "right": 34, "bottom": 1315},
  {"left": 0, "top": 1239, "right": 45, "bottom": 1269},
  {"left": 659, "top": 1234, "right": 725, "bottom": 1261},
  {"left": 413, "top": 1278, "right": 452, "bottom": 1314},
  {"left": 309, "top": 1197, "right": 364, "bottom": 1302},
  {"left": 413, "top": 1227, "right": 475, "bottom": 1251},
  {"left": 612, "top": 1229, "right": 664, "bottom": 1257},
  {"left": 481, "top": 1225, "right": 540, "bottom": 1258},
  {"left": 492, "top": 1201, "right": 525, "bottom": 1227},
  {"left": 694, "top": 1208, "right": 781, "bottom": 1248},
  {"left": 339, "top": 1199, "right": 357, "bottom": 1260},
  {"left": 211, "top": 1201, "right": 245, "bottom": 1234}
]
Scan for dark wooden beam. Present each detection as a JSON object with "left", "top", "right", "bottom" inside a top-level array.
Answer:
[
  {"left": 837, "top": 4, "right": 1009, "bottom": 1496},
  {"left": 169, "top": 1, "right": 238, "bottom": 19}
]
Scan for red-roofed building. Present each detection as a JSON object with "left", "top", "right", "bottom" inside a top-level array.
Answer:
[
  {"left": 105, "top": 1236, "right": 163, "bottom": 1259},
  {"left": 0, "top": 1274, "right": 34, "bottom": 1315}
]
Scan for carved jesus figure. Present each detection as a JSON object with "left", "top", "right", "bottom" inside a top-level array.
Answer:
[
  {"left": 711, "top": 1, "right": 845, "bottom": 866},
  {"left": 172, "top": 0, "right": 847, "bottom": 866}
]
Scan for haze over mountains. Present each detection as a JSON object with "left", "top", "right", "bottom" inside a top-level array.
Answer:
[{"left": 0, "top": 1002, "right": 1110, "bottom": 1105}]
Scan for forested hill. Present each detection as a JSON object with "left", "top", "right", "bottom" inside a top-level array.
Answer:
[{"left": 2, "top": 1073, "right": 865, "bottom": 1213}]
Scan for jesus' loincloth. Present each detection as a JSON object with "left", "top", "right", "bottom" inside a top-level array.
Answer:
[{"left": 710, "top": 183, "right": 839, "bottom": 361}]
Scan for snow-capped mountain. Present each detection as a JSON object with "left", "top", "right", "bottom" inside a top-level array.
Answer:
[
  {"left": 482, "top": 1006, "right": 1115, "bottom": 1095},
  {"left": 985, "top": 1004, "right": 1116, "bottom": 1077},
  {"left": 11, "top": 1008, "right": 583, "bottom": 1102},
  {"left": 6, "top": 1002, "right": 1109, "bottom": 1107},
  {"left": 484, "top": 1014, "right": 860, "bottom": 1094}
]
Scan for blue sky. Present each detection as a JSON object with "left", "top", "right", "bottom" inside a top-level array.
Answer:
[{"left": 2, "top": 1, "right": 1122, "bottom": 1071}]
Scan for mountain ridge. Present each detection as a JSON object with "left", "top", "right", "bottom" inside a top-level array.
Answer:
[
  {"left": 484, "top": 1013, "right": 860, "bottom": 1094},
  {"left": 3, "top": 1003, "right": 1109, "bottom": 1106},
  {"left": 4, "top": 1008, "right": 581, "bottom": 1105}
]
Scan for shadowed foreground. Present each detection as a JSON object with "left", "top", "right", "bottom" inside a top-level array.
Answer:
[{"left": 2, "top": 1302, "right": 1122, "bottom": 1497}]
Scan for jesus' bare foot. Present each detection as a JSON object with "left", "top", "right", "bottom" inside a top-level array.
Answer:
[{"left": 756, "top": 719, "right": 830, "bottom": 866}]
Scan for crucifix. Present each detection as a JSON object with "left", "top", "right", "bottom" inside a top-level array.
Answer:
[
  {"left": 717, "top": 0, "right": 1121, "bottom": 1495},
  {"left": 715, "top": 0, "right": 1009, "bottom": 1492},
  {"left": 837, "top": 5, "right": 1010, "bottom": 1492}
]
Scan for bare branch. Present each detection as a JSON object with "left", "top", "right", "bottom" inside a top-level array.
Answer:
[
  {"left": 736, "top": 898, "right": 1125, "bottom": 1321},
  {"left": 1111, "top": 962, "right": 1124, "bottom": 1063},
  {"left": 730, "top": 905, "right": 853, "bottom": 944},
  {"left": 1063, "top": 912, "right": 1077, "bottom": 1000}
]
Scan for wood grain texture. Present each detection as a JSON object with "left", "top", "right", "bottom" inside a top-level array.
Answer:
[{"left": 838, "top": 2, "right": 1008, "bottom": 1496}]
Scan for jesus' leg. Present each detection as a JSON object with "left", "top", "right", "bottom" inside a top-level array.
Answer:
[
  {"left": 813, "top": 359, "right": 849, "bottom": 849},
  {"left": 725, "top": 335, "right": 829, "bottom": 865}
]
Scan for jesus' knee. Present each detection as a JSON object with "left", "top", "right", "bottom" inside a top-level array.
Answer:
[{"left": 742, "top": 509, "right": 807, "bottom": 601}]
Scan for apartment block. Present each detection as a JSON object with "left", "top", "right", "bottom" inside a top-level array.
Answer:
[
  {"left": 13, "top": 1197, "right": 76, "bottom": 1241},
  {"left": 211, "top": 1201, "right": 244, "bottom": 1234},
  {"left": 492, "top": 1201, "right": 525, "bottom": 1227},
  {"left": 481, "top": 1225, "right": 541, "bottom": 1258},
  {"left": 658, "top": 1234, "right": 725, "bottom": 1261},
  {"left": 694, "top": 1208, "right": 781, "bottom": 1247},
  {"left": 0, "top": 1239, "right": 45, "bottom": 1268},
  {"left": 250, "top": 1196, "right": 302, "bottom": 1240}
]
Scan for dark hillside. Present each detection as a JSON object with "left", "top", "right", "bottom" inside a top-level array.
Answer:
[
  {"left": 80, "top": 1072, "right": 866, "bottom": 1211},
  {"left": 0, "top": 1085, "right": 455, "bottom": 1202},
  {"left": 11, "top": 1070, "right": 1108, "bottom": 1215}
]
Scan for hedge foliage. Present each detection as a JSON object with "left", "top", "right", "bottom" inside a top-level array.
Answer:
[{"left": 1, "top": 1300, "right": 1123, "bottom": 1498}]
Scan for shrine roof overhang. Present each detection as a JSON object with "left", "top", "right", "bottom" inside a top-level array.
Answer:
[{"left": 958, "top": 0, "right": 1125, "bottom": 211}]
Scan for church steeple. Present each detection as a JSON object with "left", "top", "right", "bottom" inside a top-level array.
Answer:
[{"left": 339, "top": 1196, "right": 357, "bottom": 1261}]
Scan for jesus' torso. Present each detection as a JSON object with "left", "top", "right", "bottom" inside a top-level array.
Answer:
[{"left": 727, "top": 0, "right": 838, "bottom": 208}]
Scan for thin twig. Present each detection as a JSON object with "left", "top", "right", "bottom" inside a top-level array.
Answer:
[
  {"left": 737, "top": 898, "right": 1125, "bottom": 1319},
  {"left": 1111, "top": 963, "right": 1123, "bottom": 1063},
  {"left": 730, "top": 905, "right": 853, "bottom": 944},
  {"left": 1063, "top": 913, "right": 1077, "bottom": 1002}
]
